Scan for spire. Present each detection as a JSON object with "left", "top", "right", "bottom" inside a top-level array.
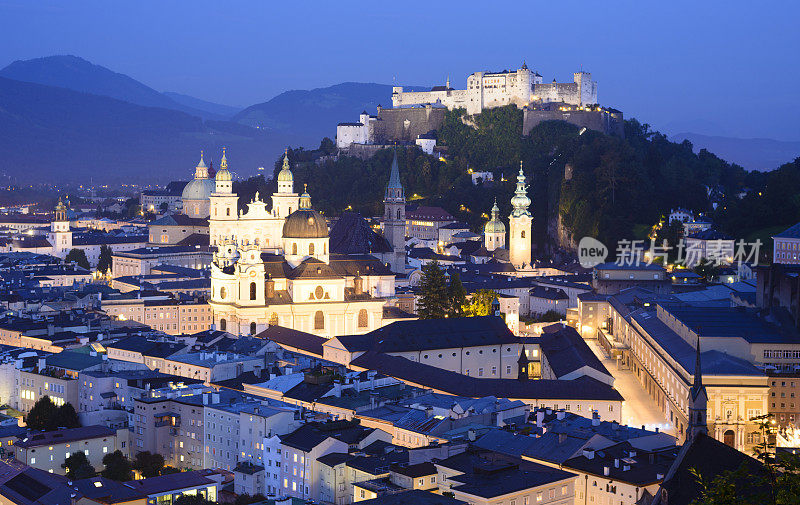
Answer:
[
  {"left": 282, "top": 148, "right": 290, "bottom": 171},
  {"left": 220, "top": 147, "right": 228, "bottom": 170},
  {"left": 198, "top": 150, "right": 206, "bottom": 168},
  {"left": 385, "top": 149, "right": 404, "bottom": 201},
  {"left": 491, "top": 198, "right": 499, "bottom": 218},
  {"left": 195, "top": 150, "right": 209, "bottom": 179},
  {"left": 510, "top": 161, "right": 531, "bottom": 217},
  {"left": 691, "top": 338, "right": 705, "bottom": 400}
]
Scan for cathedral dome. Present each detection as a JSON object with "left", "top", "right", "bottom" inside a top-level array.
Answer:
[
  {"left": 282, "top": 187, "right": 327, "bottom": 238},
  {"left": 282, "top": 210, "right": 328, "bottom": 238},
  {"left": 484, "top": 199, "right": 506, "bottom": 234},
  {"left": 182, "top": 178, "right": 215, "bottom": 201},
  {"left": 182, "top": 152, "right": 215, "bottom": 201},
  {"left": 278, "top": 151, "right": 293, "bottom": 183},
  {"left": 215, "top": 148, "right": 232, "bottom": 182}
]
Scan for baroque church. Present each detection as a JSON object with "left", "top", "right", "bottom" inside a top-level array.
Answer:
[
  {"left": 483, "top": 163, "right": 533, "bottom": 270},
  {"left": 207, "top": 149, "right": 405, "bottom": 337}
]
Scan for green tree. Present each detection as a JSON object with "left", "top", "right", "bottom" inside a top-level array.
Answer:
[
  {"left": 26, "top": 396, "right": 58, "bottom": 431},
  {"left": 447, "top": 272, "right": 467, "bottom": 317},
  {"left": 54, "top": 402, "right": 81, "bottom": 429},
  {"left": 463, "top": 289, "right": 500, "bottom": 317},
  {"left": 133, "top": 451, "right": 165, "bottom": 478},
  {"left": 234, "top": 494, "right": 267, "bottom": 505},
  {"left": 65, "top": 248, "right": 90, "bottom": 270},
  {"left": 62, "top": 451, "right": 95, "bottom": 479},
  {"left": 693, "top": 258, "right": 720, "bottom": 282},
  {"left": 319, "top": 137, "right": 336, "bottom": 155},
  {"left": 417, "top": 260, "right": 449, "bottom": 319},
  {"left": 101, "top": 450, "right": 133, "bottom": 481},
  {"left": 158, "top": 202, "right": 169, "bottom": 213},
  {"left": 97, "top": 244, "right": 113, "bottom": 274}
]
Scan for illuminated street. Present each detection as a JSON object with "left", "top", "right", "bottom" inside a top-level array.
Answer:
[{"left": 586, "top": 340, "right": 675, "bottom": 436}]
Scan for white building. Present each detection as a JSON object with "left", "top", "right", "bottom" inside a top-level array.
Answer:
[{"left": 393, "top": 64, "right": 598, "bottom": 115}]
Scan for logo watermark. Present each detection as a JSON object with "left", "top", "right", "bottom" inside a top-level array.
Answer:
[
  {"left": 577, "top": 237, "right": 762, "bottom": 268},
  {"left": 578, "top": 236, "right": 608, "bottom": 268}
]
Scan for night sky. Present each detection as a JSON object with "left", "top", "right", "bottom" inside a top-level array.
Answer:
[{"left": 1, "top": 0, "right": 798, "bottom": 140}]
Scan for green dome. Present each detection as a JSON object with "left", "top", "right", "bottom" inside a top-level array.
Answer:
[
  {"left": 484, "top": 200, "right": 505, "bottom": 234},
  {"left": 182, "top": 178, "right": 215, "bottom": 201}
]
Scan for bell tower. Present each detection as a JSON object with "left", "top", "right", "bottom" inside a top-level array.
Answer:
[
  {"left": 383, "top": 150, "right": 406, "bottom": 273},
  {"left": 509, "top": 162, "right": 532, "bottom": 269},
  {"left": 209, "top": 148, "right": 240, "bottom": 248},
  {"left": 48, "top": 198, "right": 72, "bottom": 258}
]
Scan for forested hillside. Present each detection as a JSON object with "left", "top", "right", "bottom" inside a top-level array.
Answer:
[{"left": 240, "top": 106, "right": 794, "bottom": 255}]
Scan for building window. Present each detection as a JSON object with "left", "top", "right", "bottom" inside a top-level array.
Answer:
[
  {"left": 250, "top": 282, "right": 257, "bottom": 300},
  {"left": 358, "top": 309, "right": 368, "bottom": 328},
  {"left": 220, "top": 319, "right": 226, "bottom": 331},
  {"left": 314, "top": 311, "right": 324, "bottom": 330},
  {"left": 250, "top": 322, "right": 257, "bottom": 335},
  {"left": 269, "top": 313, "right": 279, "bottom": 326},
  {"left": 220, "top": 287, "right": 227, "bottom": 300},
  {"left": 292, "top": 243, "right": 298, "bottom": 255},
  {"left": 309, "top": 243, "right": 315, "bottom": 255}
]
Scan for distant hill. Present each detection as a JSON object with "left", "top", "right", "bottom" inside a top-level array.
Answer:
[
  {"left": 0, "top": 55, "right": 225, "bottom": 120},
  {"left": 670, "top": 132, "right": 800, "bottom": 171},
  {"left": 163, "top": 91, "right": 241, "bottom": 119},
  {"left": 0, "top": 76, "right": 291, "bottom": 184},
  {"left": 234, "top": 82, "right": 427, "bottom": 146}
]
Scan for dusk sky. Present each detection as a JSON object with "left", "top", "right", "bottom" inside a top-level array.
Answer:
[{"left": 2, "top": 0, "right": 798, "bottom": 140}]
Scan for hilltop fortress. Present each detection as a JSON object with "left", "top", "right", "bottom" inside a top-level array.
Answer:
[
  {"left": 337, "top": 63, "right": 622, "bottom": 154},
  {"left": 392, "top": 63, "right": 597, "bottom": 114}
]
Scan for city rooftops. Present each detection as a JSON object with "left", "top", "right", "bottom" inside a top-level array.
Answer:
[
  {"left": 686, "top": 228, "right": 732, "bottom": 241},
  {"left": 659, "top": 303, "right": 800, "bottom": 344},
  {"left": 16, "top": 425, "right": 116, "bottom": 448},
  {"left": 166, "top": 350, "right": 261, "bottom": 367},
  {"left": 774, "top": 222, "right": 800, "bottom": 239}
]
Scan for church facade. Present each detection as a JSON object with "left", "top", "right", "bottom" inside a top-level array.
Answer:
[{"left": 208, "top": 150, "right": 401, "bottom": 337}]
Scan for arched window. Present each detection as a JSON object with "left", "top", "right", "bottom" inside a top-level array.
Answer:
[
  {"left": 397, "top": 209, "right": 401, "bottom": 219},
  {"left": 226, "top": 207, "right": 230, "bottom": 216},
  {"left": 250, "top": 322, "right": 257, "bottom": 335},
  {"left": 250, "top": 282, "right": 257, "bottom": 300},
  {"left": 314, "top": 311, "right": 324, "bottom": 330},
  {"left": 292, "top": 243, "right": 297, "bottom": 255},
  {"left": 521, "top": 230, "right": 525, "bottom": 238},
  {"left": 219, "top": 318, "right": 226, "bottom": 331},
  {"left": 358, "top": 309, "right": 368, "bottom": 328},
  {"left": 193, "top": 204, "right": 199, "bottom": 215},
  {"left": 220, "top": 287, "right": 227, "bottom": 300},
  {"left": 309, "top": 243, "right": 315, "bottom": 255}
]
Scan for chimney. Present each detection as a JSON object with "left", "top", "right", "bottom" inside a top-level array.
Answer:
[
  {"left": 354, "top": 272, "right": 363, "bottom": 296},
  {"left": 202, "top": 393, "right": 209, "bottom": 405},
  {"left": 623, "top": 464, "right": 630, "bottom": 471},
  {"left": 582, "top": 448, "right": 594, "bottom": 459},
  {"left": 467, "top": 428, "right": 476, "bottom": 442},
  {"left": 556, "top": 410, "right": 565, "bottom": 420},
  {"left": 333, "top": 380, "right": 342, "bottom": 398},
  {"left": 614, "top": 458, "right": 619, "bottom": 468},
  {"left": 212, "top": 392, "right": 220, "bottom": 404},
  {"left": 656, "top": 473, "right": 665, "bottom": 480},
  {"left": 536, "top": 410, "right": 545, "bottom": 427},
  {"left": 655, "top": 427, "right": 659, "bottom": 433},
  {"left": 592, "top": 411, "right": 600, "bottom": 426},
  {"left": 265, "top": 275, "right": 275, "bottom": 299},
  {"left": 603, "top": 466, "right": 610, "bottom": 476}
]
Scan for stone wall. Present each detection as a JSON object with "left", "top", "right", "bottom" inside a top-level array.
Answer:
[
  {"left": 522, "top": 105, "right": 624, "bottom": 138},
  {"left": 370, "top": 106, "right": 447, "bottom": 144}
]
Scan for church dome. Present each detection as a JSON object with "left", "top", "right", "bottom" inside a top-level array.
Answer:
[
  {"left": 282, "top": 210, "right": 328, "bottom": 238},
  {"left": 182, "top": 178, "right": 215, "bottom": 201},
  {"left": 282, "top": 187, "right": 327, "bottom": 238},
  {"left": 215, "top": 148, "right": 232, "bottom": 182},
  {"left": 182, "top": 152, "right": 215, "bottom": 200},
  {"left": 484, "top": 199, "right": 506, "bottom": 234}
]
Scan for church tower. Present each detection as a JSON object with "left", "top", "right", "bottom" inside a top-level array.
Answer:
[
  {"left": 48, "top": 198, "right": 72, "bottom": 258},
  {"left": 383, "top": 150, "right": 406, "bottom": 273},
  {"left": 509, "top": 162, "right": 532, "bottom": 269},
  {"left": 271, "top": 149, "right": 300, "bottom": 219},
  {"left": 686, "top": 338, "right": 709, "bottom": 441},
  {"left": 484, "top": 198, "right": 506, "bottom": 251},
  {"left": 209, "top": 148, "right": 239, "bottom": 248}
]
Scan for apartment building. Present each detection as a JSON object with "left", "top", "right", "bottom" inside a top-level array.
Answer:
[{"left": 15, "top": 425, "right": 123, "bottom": 475}]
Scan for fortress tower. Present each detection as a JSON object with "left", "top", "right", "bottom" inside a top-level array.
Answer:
[
  {"left": 383, "top": 151, "right": 406, "bottom": 273},
  {"left": 509, "top": 163, "right": 532, "bottom": 269}
]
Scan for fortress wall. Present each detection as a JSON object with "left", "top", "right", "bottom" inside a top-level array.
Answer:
[
  {"left": 522, "top": 108, "right": 624, "bottom": 138},
  {"left": 370, "top": 107, "right": 447, "bottom": 143},
  {"left": 534, "top": 82, "right": 580, "bottom": 105}
]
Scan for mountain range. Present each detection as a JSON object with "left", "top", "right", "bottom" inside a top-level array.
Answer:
[{"left": 0, "top": 55, "right": 797, "bottom": 184}]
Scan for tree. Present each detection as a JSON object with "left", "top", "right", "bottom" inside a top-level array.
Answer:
[
  {"left": 463, "top": 289, "right": 500, "bottom": 317},
  {"left": 97, "top": 244, "right": 113, "bottom": 274},
  {"left": 54, "top": 402, "right": 81, "bottom": 429},
  {"left": 174, "top": 495, "right": 215, "bottom": 505},
  {"left": 101, "top": 450, "right": 133, "bottom": 481},
  {"left": 65, "top": 248, "right": 90, "bottom": 270},
  {"left": 26, "top": 396, "right": 58, "bottom": 431},
  {"left": 235, "top": 494, "right": 267, "bottom": 505},
  {"left": 693, "top": 258, "right": 720, "bottom": 282},
  {"left": 159, "top": 202, "right": 169, "bottom": 213},
  {"left": 417, "top": 261, "right": 449, "bottom": 319},
  {"left": 446, "top": 272, "right": 467, "bottom": 317},
  {"left": 133, "top": 451, "right": 165, "bottom": 478},
  {"left": 319, "top": 137, "right": 336, "bottom": 155},
  {"left": 62, "top": 451, "right": 95, "bottom": 479},
  {"left": 27, "top": 397, "right": 81, "bottom": 431}
]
